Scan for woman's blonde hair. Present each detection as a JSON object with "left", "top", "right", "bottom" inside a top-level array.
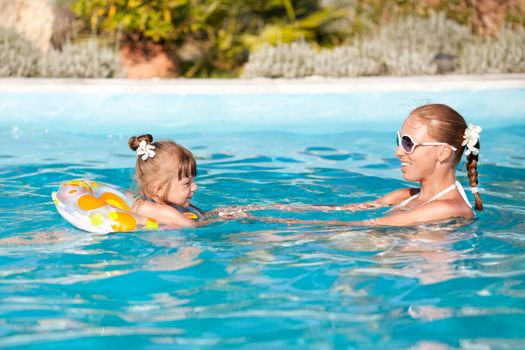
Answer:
[
  {"left": 410, "top": 104, "right": 483, "bottom": 211},
  {"left": 128, "top": 134, "right": 196, "bottom": 203}
]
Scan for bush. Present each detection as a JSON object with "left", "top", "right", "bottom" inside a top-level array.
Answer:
[
  {"left": 0, "top": 28, "right": 124, "bottom": 78},
  {"left": 371, "top": 12, "right": 472, "bottom": 76},
  {"left": 0, "top": 28, "right": 41, "bottom": 77},
  {"left": 71, "top": 0, "right": 349, "bottom": 77},
  {"left": 458, "top": 26, "right": 525, "bottom": 74},
  {"left": 243, "top": 12, "right": 473, "bottom": 78},
  {"left": 70, "top": 0, "right": 525, "bottom": 77},
  {"left": 39, "top": 39, "right": 125, "bottom": 78},
  {"left": 243, "top": 41, "right": 315, "bottom": 78},
  {"left": 243, "top": 40, "right": 384, "bottom": 78},
  {"left": 243, "top": 12, "right": 523, "bottom": 78}
]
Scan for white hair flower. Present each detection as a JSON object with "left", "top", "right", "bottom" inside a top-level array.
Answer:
[
  {"left": 137, "top": 140, "right": 156, "bottom": 160},
  {"left": 462, "top": 124, "right": 482, "bottom": 156}
]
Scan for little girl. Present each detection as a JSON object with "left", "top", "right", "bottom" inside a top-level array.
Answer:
[{"left": 128, "top": 134, "right": 203, "bottom": 227}]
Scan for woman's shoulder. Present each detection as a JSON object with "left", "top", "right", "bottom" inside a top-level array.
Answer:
[
  {"left": 376, "top": 197, "right": 472, "bottom": 226},
  {"left": 435, "top": 196, "right": 474, "bottom": 219},
  {"left": 414, "top": 196, "right": 473, "bottom": 221},
  {"left": 378, "top": 187, "right": 420, "bottom": 206}
]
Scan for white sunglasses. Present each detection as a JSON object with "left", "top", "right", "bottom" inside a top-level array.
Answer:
[{"left": 397, "top": 131, "right": 457, "bottom": 154}]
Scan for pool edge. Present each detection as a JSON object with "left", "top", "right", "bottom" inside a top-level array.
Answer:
[{"left": 1, "top": 74, "right": 524, "bottom": 94}]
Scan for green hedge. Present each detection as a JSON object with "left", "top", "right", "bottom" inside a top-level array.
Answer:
[
  {"left": 243, "top": 13, "right": 525, "bottom": 78},
  {"left": 0, "top": 29, "right": 40, "bottom": 77},
  {"left": 39, "top": 39, "right": 125, "bottom": 78},
  {"left": 458, "top": 27, "right": 525, "bottom": 74},
  {"left": 0, "top": 28, "right": 124, "bottom": 78}
]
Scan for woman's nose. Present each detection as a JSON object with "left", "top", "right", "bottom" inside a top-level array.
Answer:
[{"left": 394, "top": 145, "right": 405, "bottom": 157}]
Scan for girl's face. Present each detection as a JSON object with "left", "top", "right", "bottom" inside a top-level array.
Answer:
[
  {"left": 164, "top": 176, "right": 198, "bottom": 207},
  {"left": 395, "top": 115, "right": 441, "bottom": 182}
]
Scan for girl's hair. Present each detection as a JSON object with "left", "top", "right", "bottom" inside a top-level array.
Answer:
[
  {"left": 410, "top": 104, "right": 483, "bottom": 211},
  {"left": 128, "top": 134, "right": 197, "bottom": 203}
]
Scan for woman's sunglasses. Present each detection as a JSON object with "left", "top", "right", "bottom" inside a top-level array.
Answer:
[{"left": 397, "top": 131, "right": 458, "bottom": 154}]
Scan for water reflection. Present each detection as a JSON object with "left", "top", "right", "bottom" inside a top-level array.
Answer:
[
  {"left": 332, "top": 224, "right": 476, "bottom": 286},
  {"left": 0, "top": 228, "right": 203, "bottom": 285},
  {"left": 121, "top": 293, "right": 193, "bottom": 323},
  {"left": 0, "top": 230, "right": 98, "bottom": 254}
]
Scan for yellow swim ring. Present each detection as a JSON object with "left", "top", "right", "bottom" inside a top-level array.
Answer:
[{"left": 52, "top": 179, "right": 159, "bottom": 234}]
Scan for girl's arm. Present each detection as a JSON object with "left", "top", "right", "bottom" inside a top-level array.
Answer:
[{"left": 132, "top": 199, "right": 199, "bottom": 227}]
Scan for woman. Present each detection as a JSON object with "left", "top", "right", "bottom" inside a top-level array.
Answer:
[
  {"left": 352, "top": 103, "right": 483, "bottom": 225},
  {"left": 216, "top": 104, "right": 483, "bottom": 226}
]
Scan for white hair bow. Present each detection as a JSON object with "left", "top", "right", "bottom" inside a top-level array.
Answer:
[
  {"left": 462, "top": 124, "right": 482, "bottom": 156},
  {"left": 137, "top": 140, "right": 156, "bottom": 160}
]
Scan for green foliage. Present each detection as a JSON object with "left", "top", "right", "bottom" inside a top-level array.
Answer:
[
  {"left": 71, "top": 0, "right": 347, "bottom": 77},
  {"left": 69, "top": 0, "right": 525, "bottom": 77},
  {"left": 0, "top": 28, "right": 40, "bottom": 77},
  {"left": 72, "top": 0, "right": 188, "bottom": 42},
  {"left": 3, "top": 0, "right": 514, "bottom": 78}
]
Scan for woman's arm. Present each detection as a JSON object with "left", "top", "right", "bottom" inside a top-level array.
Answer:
[
  {"left": 257, "top": 197, "right": 467, "bottom": 228},
  {"left": 211, "top": 188, "right": 418, "bottom": 216},
  {"left": 363, "top": 199, "right": 472, "bottom": 227}
]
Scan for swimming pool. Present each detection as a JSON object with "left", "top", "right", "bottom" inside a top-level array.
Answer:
[{"left": 1, "top": 77, "right": 525, "bottom": 349}]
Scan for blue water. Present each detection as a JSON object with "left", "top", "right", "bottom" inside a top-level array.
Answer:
[{"left": 1, "top": 87, "right": 525, "bottom": 349}]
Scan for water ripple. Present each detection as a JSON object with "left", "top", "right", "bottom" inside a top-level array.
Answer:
[{"left": 1, "top": 129, "right": 524, "bottom": 348}]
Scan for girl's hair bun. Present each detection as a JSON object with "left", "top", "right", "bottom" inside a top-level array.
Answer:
[{"left": 128, "top": 134, "right": 154, "bottom": 151}]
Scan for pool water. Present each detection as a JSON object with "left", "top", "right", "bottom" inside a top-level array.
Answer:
[{"left": 1, "top": 122, "right": 525, "bottom": 349}]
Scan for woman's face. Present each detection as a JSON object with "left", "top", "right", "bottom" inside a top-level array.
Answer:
[{"left": 395, "top": 115, "right": 441, "bottom": 182}]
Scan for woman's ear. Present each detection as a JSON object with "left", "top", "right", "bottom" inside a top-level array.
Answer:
[{"left": 437, "top": 145, "right": 454, "bottom": 163}]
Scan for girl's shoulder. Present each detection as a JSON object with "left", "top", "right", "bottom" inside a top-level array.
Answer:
[
  {"left": 131, "top": 192, "right": 152, "bottom": 202},
  {"left": 171, "top": 203, "right": 205, "bottom": 221},
  {"left": 131, "top": 200, "right": 201, "bottom": 226}
]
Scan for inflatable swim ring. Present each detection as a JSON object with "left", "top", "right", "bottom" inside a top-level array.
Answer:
[
  {"left": 52, "top": 179, "right": 159, "bottom": 234},
  {"left": 52, "top": 179, "right": 204, "bottom": 233}
]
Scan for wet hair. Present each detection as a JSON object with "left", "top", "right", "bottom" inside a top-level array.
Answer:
[
  {"left": 410, "top": 104, "right": 483, "bottom": 211},
  {"left": 128, "top": 134, "right": 197, "bottom": 203}
]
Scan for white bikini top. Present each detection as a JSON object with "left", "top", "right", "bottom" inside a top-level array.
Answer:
[{"left": 395, "top": 180, "right": 472, "bottom": 209}]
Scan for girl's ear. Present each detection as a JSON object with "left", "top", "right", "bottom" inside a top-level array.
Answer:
[{"left": 150, "top": 183, "right": 163, "bottom": 202}]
